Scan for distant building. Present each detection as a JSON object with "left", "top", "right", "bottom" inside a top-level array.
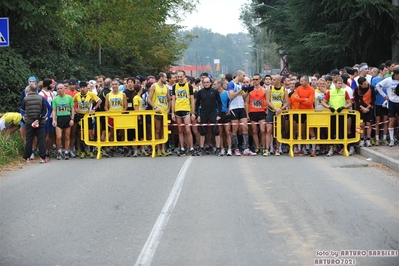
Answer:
[{"left": 169, "top": 63, "right": 213, "bottom": 78}]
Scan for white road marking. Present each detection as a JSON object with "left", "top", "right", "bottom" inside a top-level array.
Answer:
[{"left": 135, "top": 156, "right": 194, "bottom": 266}]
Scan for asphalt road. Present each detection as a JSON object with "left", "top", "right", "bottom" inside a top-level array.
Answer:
[{"left": 0, "top": 154, "right": 398, "bottom": 266}]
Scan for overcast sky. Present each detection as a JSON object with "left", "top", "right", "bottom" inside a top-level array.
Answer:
[{"left": 178, "top": 0, "right": 249, "bottom": 35}]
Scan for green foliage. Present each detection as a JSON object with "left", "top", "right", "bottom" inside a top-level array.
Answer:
[
  {"left": 0, "top": 0, "right": 195, "bottom": 112},
  {"left": 0, "top": 49, "right": 31, "bottom": 112},
  {"left": 251, "top": 0, "right": 399, "bottom": 73},
  {"left": 0, "top": 133, "right": 24, "bottom": 166}
]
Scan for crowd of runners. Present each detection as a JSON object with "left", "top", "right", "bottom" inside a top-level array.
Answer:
[{"left": 1, "top": 59, "right": 399, "bottom": 162}]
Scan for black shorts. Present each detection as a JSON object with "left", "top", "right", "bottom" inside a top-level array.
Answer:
[
  {"left": 199, "top": 115, "right": 219, "bottom": 136},
  {"left": 266, "top": 110, "right": 276, "bottom": 123},
  {"left": 360, "top": 110, "right": 374, "bottom": 123},
  {"left": 249, "top": 112, "right": 266, "bottom": 122},
  {"left": 230, "top": 108, "right": 247, "bottom": 120},
  {"left": 175, "top": 111, "right": 190, "bottom": 118},
  {"left": 374, "top": 105, "right": 388, "bottom": 117},
  {"left": 388, "top": 101, "right": 399, "bottom": 117},
  {"left": 219, "top": 112, "right": 231, "bottom": 124},
  {"left": 56, "top": 116, "right": 71, "bottom": 129}
]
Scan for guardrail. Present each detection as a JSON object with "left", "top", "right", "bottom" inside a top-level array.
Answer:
[
  {"left": 80, "top": 111, "right": 170, "bottom": 159},
  {"left": 275, "top": 109, "right": 362, "bottom": 157}
]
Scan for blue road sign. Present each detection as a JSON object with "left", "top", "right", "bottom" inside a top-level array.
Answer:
[{"left": 0, "top": 18, "right": 10, "bottom": 47}]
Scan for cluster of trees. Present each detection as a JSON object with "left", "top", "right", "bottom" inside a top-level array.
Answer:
[
  {"left": 241, "top": 0, "right": 399, "bottom": 74},
  {"left": 0, "top": 0, "right": 197, "bottom": 112}
]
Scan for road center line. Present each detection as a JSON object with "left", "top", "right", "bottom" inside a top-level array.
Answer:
[{"left": 134, "top": 156, "right": 194, "bottom": 266}]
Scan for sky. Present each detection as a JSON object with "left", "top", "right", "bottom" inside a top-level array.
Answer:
[{"left": 178, "top": 0, "right": 249, "bottom": 35}]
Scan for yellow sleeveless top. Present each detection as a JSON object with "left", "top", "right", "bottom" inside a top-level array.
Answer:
[
  {"left": 152, "top": 83, "right": 169, "bottom": 112},
  {"left": 108, "top": 91, "right": 124, "bottom": 112}
]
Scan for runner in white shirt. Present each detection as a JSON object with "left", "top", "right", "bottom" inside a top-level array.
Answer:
[{"left": 375, "top": 68, "right": 399, "bottom": 146}]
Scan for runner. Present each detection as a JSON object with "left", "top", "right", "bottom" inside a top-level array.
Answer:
[
  {"left": 228, "top": 70, "right": 256, "bottom": 156},
  {"left": 246, "top": 73, "right": 266, "bottom": 155},
  {"left": 195, "top": 77, "right": 222, "bottom": 156},
  {"left": 171, "top": 70, "right": 196, "bottom": 156},
  {"left": 147, "top": 72, "right": 170, "bottom": 157},
  {"left": 52, "top": 83, "right": 75, "bottom": 160}
]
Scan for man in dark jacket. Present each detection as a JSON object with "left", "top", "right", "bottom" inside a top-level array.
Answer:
[{"left": 21, "top": 84, "right": 49, "bottom": 163}]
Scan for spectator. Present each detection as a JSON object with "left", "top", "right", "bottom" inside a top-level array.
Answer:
[{"left": 21, "top": 84, "right": 49, "bottom": 163}]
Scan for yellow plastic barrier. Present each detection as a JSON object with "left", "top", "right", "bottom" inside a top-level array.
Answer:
[
  {"left": 274, "top": 109, "right": 362, "bottom": 157},
  {"left": 80, "top": 111, "right": 170, "bottom": 159}
]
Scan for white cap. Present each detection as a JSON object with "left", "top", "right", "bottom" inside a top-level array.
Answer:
[{"left": 88, "top": 80, "right": 97, "bottom": 87}]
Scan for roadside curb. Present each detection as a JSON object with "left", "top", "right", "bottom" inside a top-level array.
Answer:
[{"left": 357, "top": 146, "right": 399, "bottom": 173}]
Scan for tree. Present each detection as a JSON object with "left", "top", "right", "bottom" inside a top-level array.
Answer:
[
  {"left": 0, "top": 0, "right": 196, "bottom": 112},
  {"left": 251, "top": 0, "right": 399, "bottom": 73}
]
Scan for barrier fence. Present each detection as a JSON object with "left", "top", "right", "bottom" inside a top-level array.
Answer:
[
  {"left": 275, "top": 110, "right": 362, "bottom": 157},
  {"left": 80, "top": 111, "right": 170, "bottom": 159},
  {"left": 80, "top": 110, "right": 362, "bottom": 159}
]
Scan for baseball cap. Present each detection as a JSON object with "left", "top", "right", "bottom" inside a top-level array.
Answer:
[
  {"left": 79, "top": 81, "right": 88, "bottom": 88},
  {"left": 68, "top": 78, "right": 77, "bottom": 85},
  {"left": 331, "top": 69, "right": 340, "bottom": 75},
  {"left": 89, "top": 80, "right": 97, "bottom": 87}
]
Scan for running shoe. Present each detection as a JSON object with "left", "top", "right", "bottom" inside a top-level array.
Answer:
[
  {"left": 263, "top": 150, "right": 270, "bottom": 156},
  {"left": 366, "top": 140, "right": 372, "bottom": 147},
  {"left": 187, "top": 148, "right": 195, "bottom": 156},
  {"left": 39, "top": 157, "right": 50, "bottom": 163},
  {"left": 30, "top": 152, "right": 35, "bottom": 160},
  {"left": 375, "top": 140, "right": 380, "bottom": 146},
  {"left": 157, "top": 149, "right": 162, "bottom": 157},
  {"left": 327, "top": 149, "right": 334, "bottom": 157},
  {"left": 294, "top": 150, "right": 304, "bottom": 156},
  {"left": 57, "top": 152, "right": 62, "bottom": 160},
  {"left": 227, "top": 149, "right": 232, "bottom": 156},
  {"left": 178, "top": 149, "right": 186, "bottom": 157},
  {"left": 101, "top": 149, "right": 109, "bottom": 157},
  {"left": 389, "top": 140, "right": 394, "bottom": 147},
  {"left": 141, "top": 150, "right": 149, "bottom": 157},
  {"left": 218, "top": 149, "right": 225, "bottom": 156},
  {"left": 197, "top": 148, "right": 205, "bottom": 156},
  {"left": 69, "top": 150, "right": 76, "bottom": 158},
  {"left": 349, "top": 146, "right": 355, "bottom": 155},
  {"left": 275, "top": 150, "right": 281, "bottom": 156},
  {"left": 132, "top": 150, "right": 138, "bottom": 157},
  {"left": 234, "top": 149, "right": 242, "bottom": 156},
  {"left": 161, "top": 149, "right": 168, "bottom": 156},
  {"left": 359, "top": 140, "right": 365, "bottom": 147},
  {"left": 109, "top": 149, "right": 115, "bottom": 157},
  {"left": 64, "top": 152, "right": 69, "bottom": 160},
  {"left": 310, "top": 151, "right": 316, "bottom": 157},
  {"left": 167, "top": 148, "right": 173, "bottom": 156},
  {"left": 80, "top": 152, "right": 86, "bottom": 159}
]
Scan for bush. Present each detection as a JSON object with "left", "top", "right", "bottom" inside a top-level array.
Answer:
[{"left": 0, "top": 133, "right": 24, "bottom": 166}]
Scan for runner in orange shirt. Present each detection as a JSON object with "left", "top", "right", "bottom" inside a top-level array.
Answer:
[{"left": 291, "top": 76, "right": 316, "bottom": 156}]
